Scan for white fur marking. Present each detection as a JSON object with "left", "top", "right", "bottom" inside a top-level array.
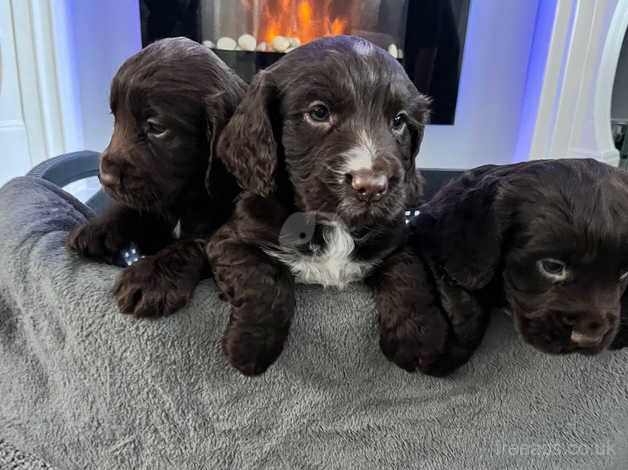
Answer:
[
  {"left": 342, "top": 147, "right": 373, "bottom": 174},
  {"left": 339, "top": 131, "right": 378, "bottom": 182},
  {"left": 265, "top": 221, "right": 375, "bottom": 288}
]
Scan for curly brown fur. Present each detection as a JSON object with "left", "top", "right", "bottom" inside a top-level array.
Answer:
[
  {"left": 408, "top": 159, "right": 628, "bottom": 375},
  {"left": 113, "top": 239, "right": 209, "bottom": 316},
  {"left": 67, "top": 37, "right": 245, "bottom": 317},
  {"left": 207, "top": 36, "right": 432, "bottom": 375},
  {"left": 207, "top": 214, "right": 296, "bottom": 376},
  {"left": 365, "top": 249, "right": 452, "bottom": 375}
]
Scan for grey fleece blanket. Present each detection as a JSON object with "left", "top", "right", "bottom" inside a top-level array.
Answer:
[{"left": 0, "top": 177, "right": 626, "bottom": 470}]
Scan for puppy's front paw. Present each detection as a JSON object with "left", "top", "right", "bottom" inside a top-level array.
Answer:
[
  {"left": 67, "top": 222, "right": 126, "bottom": 259},
  {"left": 113, "top": 256, "right": 193, "bottom": 317},
  {"left": 379, "top": 309, "right": 451, "bottom": 376},
  {"left": 222, "top": 322, "right": 286, "bottom": 376}
]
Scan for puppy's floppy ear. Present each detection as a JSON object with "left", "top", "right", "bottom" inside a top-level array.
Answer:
[
  {"left": 204, "top": 82, "right": 245, "bottom": 193},
  {"left": 405, "top": 93, "right": 431, "bottom": 206},
  {"left": 412, "top": 166, "right": 512, "bottom": 291},
  {"left": 216, "top": 70, "right": 279, "bottom": 197}
]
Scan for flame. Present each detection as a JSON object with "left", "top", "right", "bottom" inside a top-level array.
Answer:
[{"left": 244, "top": 0, "right": 349, "bottom": 47}]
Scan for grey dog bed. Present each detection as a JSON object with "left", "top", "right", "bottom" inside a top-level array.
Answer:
[{"left": 0, "top": 176, "right": 626, "bottom": 469}]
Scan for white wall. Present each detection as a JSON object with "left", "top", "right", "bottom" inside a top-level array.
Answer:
[
  {"left": 1, "top": 0, "right": 97, "bottom": 187},
  {"left": 419, "top": 0, "right": 541, "bottom": 169},
  {"left": 0, "top": 0, "right": 32, "bottom": 185},
  {"left": 0, "top": 0, "right": 142, "bottom": 186},
  {"left": 612, "top": 30, "right": 628, "bottom": 121},
  {"left": 66, "top": 0, "right": 142, "bottom": 152},
  {"left": 522, "top": 0, "right": 623, "bottom": 166}
]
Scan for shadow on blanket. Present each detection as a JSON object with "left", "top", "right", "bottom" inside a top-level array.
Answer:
[{"left": 0, "top": 177, "right": 626, "bottom": 469}]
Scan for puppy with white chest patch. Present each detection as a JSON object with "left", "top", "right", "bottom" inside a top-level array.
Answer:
[{"left": 207, "top": 36, "right": 448, "bottom": 375}]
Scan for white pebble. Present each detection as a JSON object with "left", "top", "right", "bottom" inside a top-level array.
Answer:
[
  {"left": 256, "top": 41, "right": 268, "bottom": 52},
  {"left": 216, "top": 36, "right": 237, "bottom": 51},
  {"left": 387, "top": 43, "right": 398, "bottom": 58},
  {"left": 398, "top": 49, "right": 404, "bottom": 59},
  {"left": 238, "top": 33, "right": 257, "bottom": 51},
  {"left": 288, "top": 37, "right": 301, "bottom": 48},
  {"left": 202, "top": 40, "right": 215, "bottom": 49},
  {"left": 271, "top": 35, "right": 290, "bottom": 53}
]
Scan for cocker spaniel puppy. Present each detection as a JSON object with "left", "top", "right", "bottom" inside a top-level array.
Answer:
[
  {"left": 408, "top": 159, "right": 628, "bottom": 375},
  {"left": 206, "top": 36, "right": 443, "bottom": 375},
  {"left": 68, "top": 37, "right": 245, "bottom": 316}
]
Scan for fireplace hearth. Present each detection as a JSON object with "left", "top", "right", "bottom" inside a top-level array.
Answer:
[{"left": 140, "top": 0, "right": 470, "bottom": 124}]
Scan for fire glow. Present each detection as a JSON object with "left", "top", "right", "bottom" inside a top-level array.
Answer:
[{"left": 245, "top": 0, "right": 349, "bottom": 45}]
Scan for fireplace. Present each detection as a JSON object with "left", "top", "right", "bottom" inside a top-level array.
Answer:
[{"left": 140, "top": 0, "right": 470, "bottom": 124}]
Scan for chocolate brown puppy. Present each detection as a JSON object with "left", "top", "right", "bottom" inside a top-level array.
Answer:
[
  {"left": 206, "top": 36, "right": 447, "bottom": 376},
  {"left": 68, "top": 37, "right": 245, "bottom": 316},
  {"left": 408, "top": 159, "right": 628, "bottom": 375}
]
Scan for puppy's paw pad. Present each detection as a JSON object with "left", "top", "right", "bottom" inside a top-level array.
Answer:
[{"left": 113, "top": 257, "right": 191, "bottom": 317}]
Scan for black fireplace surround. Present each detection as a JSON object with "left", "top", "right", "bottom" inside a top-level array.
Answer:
[{"left": 140, "top": 0, "right": 470, "bottom": 125}]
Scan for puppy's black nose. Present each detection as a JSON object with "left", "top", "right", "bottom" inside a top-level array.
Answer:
[{"left": 348, "top": 169, "right": 388, "bottom": 202}]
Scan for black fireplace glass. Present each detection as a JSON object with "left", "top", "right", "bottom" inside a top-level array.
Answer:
[{"left": 140, "top": 0, "right": 470, "bottom": 124}]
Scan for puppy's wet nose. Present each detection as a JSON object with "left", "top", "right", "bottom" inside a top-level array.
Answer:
[
  {"left": 99, "top": 155, "right": 120, "bottom": 187},
  {"left": 348, "top": 169, "right": 388, "bottom": 202},
  {"left": 568, "top": 313, "right": 611, "bottom": 347},
  {"left": 99, "top": 171, "right": 119, "bottom": 187}
]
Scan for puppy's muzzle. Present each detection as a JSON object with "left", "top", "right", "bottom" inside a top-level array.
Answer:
[{"left": 346, "top": 169, "right": 388, "bottom": 202}]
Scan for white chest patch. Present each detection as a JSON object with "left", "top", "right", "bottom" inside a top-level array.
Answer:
[{"left": 265, "top": 221, "right": 375, "bottom": 289}]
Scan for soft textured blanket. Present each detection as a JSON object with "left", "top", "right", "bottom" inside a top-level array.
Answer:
[{"left": 0, "top": 176, "right": 626, "bottom": 470}]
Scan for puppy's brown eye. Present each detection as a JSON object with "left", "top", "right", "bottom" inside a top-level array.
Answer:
[
  {"left": 392, "top": 112, "right": 407, "bottom": 131},
  {"left": 308, "top": 103, "right": 331, "bottom": 123},
  {"left": 538, "top": 258, "right": 567, "bottom": 281},
  {"left": 146, "top": 119, "right": 167, "bottom": 136}
]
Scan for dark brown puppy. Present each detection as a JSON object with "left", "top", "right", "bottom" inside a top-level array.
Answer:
[
  {"left": 408, "top": 159, "right": 628, "bottom": 375},
  {"left": 68, "top": 37, "right": 245, "bottom": 316},
  {"left": 207, "top": 35, "right": 447, "bottom": 376}
]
